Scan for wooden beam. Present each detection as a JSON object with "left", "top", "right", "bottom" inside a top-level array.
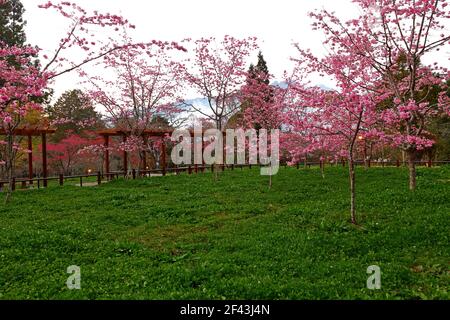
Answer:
[{"left": 0, "top": 128, "right": 56, "bottom": 136}]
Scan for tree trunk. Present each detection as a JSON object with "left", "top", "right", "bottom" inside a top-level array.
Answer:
[
  {"left": 268, "top": 166, "right": 273, "bottom": 189},
  {"left": 321, "top": 161, "right": 325, "bottom": 179},
  {"left": 349, "top": 155, "right": 357, "bottom": 225},
  {"left": 5, "top": 134, "right": 14, "bottom": 204},
  {"left": 407, "top": 150, "right": 416, "bottom": 191}
]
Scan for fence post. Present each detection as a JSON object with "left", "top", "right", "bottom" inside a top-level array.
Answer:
[
  {"left": 194, "top": 164, "right": 198, "bottom": 174},
  {"left": 80, "top": 176, "right": 83, "bottom": 187},
  {"left": 12, "top": 178, "right": 15, "bottom": 191},
  {"left": 188, "top": 166, "right": 192, "bottom": 175},
  {"left": 97, "top": 171, "right": 101, "bottom": 185},
  {"left": 59, "top": 174, "right": 64, "bottom": 186},
  {"left": 132, "top": 169, "right": 136, "bottom": 180}
]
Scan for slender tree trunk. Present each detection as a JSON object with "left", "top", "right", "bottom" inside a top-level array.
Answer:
[
  {"left": 348, "top": 153, "right": 357, "bottom": 225},
  {"left": 213, "top": 120, "right": 222, "bottom": 182},
  {"left": 5, "top": 134, "right": 14, "bottom": 204},
  {"left": 268, "top": 166, "right": 272, "bottom": 189},
  {"left": 321, "top": 161, "right": 325, "bottom": 179},
  {"left": 407, "top": 150, "right": 416, "bottom": 191}
]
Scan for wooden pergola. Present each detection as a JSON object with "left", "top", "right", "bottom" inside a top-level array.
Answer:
[
  {"left": 97, "top": 128, "right": 217, "bottom": 175},
  {"left": 97, "top": 129, "right": 177, "bottom": 175},
  {"left": 0, "top": 127, "right": 56, "bottom": 187}
]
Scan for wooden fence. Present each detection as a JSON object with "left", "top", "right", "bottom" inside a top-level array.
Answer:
[{"left": 1, "top": 160, "right": 449, "bottom": 192}]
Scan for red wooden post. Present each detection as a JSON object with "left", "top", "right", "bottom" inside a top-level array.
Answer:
[
  {"left": 123, "top": 135, "right": 128, "bottom": 175},
  {"left": 396, "top": 159, "right": 400, "bottom": 167},
  {"left": 194, "top": 164, "right": 198, "bottom": 174},
  {"left": 132, "top": 169, "right": 136, "bottom": 180},
  {"left": 59, "top": 174, "right": 64, "bottom": 186},
  {"left": 104, "top": 135, "right": 110, "bottom": 179},
  {"left": 27, "top": 134, "right": 33, "bottom": 184},
  {"left": 12, "top": 177, "right": 16, "bottom": 191},
  {"left": 97, "top": 171, "right": 101, "bottom": 185},
  {"left": 42, "top": 132, "right": 48, "bottom": 187},
  {"left": 142, "top": 135, "right": 148, "bottom": 171},
  {"left": 188, "top": 165, "right": 192, "bottom": 175},
  {"left": 161, "top": 138, "right": 166, "bottom": 176}
]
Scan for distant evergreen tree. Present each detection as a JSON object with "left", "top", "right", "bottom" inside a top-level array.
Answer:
[
  {"left": 254, "top": 51, "right": 269, "bottom": 84},
  {"left": 228, "top": 52, "right": 274, "bottom": 129},
  {"left": 47, "top": 90, "right": 104, "bottom": 141},
  {"left": 0, "top": 0, "right": 27, "bottom": 46}
]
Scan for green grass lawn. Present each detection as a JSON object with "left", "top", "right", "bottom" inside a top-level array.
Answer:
[{"left": 0, "top": 166, "right": 448, "bottom": 299}]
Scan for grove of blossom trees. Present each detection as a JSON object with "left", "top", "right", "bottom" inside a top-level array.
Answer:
[
  {"left": 281, "top": 0, "right": 450, "bottom": 223},
  {"left": 83, "top": 34, "right": 187, "bottom": 171},
  {"left": 183, "top": 36, "right": 259, "bottom": 131},
  {"left": 1, "top": 0, "right": 449, "bottom": 223}
]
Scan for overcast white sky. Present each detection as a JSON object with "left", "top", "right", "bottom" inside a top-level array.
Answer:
[
  {"left": 21, "top": 0, "right": 449, "bottom": 102},
  {"left": 20, "top": 0, "right": 363, "bottom": 100}
]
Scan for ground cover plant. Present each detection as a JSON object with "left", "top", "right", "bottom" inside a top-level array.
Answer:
[{"left": 0, "top": 166, "right": 448, "bottom": 299}]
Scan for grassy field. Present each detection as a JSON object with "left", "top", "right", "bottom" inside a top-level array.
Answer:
[{"left": 0, "top": 166, "right": 448, "bottom": 300}]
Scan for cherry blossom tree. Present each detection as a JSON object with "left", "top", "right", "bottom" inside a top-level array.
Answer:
[
  {"left": 305, "top": 0, "right": 450, "bottom": 190},
  {"left": 0, "top": 44, "right": 47, "bottom": 201},
  {"left": 46, "top": 132, "right": 91, "bottom": 175},
  {"left": 38, "top": 1, "right": 137, "bottom": 80},
  {"left": 1, "top": 1, "right": 144, "bottom": 201},
  {"left": 78, "top": 141, "right": 109, "bottom": 175},
  {"left": 84, "top": 36, "right": 187, "bottom": 172},
  {"left": 285, "top": 79, "right": 377, "bottom": 224},
  {"left": 183, "top": 36, "right": 259, "bottom": 131},
  {"left": 240, "top": 70, "right": 284, "bottom": 131}
]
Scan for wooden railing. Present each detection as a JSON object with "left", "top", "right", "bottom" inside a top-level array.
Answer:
[{"left": 1, "top": 160, "right": 449, "bottom": 192}]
